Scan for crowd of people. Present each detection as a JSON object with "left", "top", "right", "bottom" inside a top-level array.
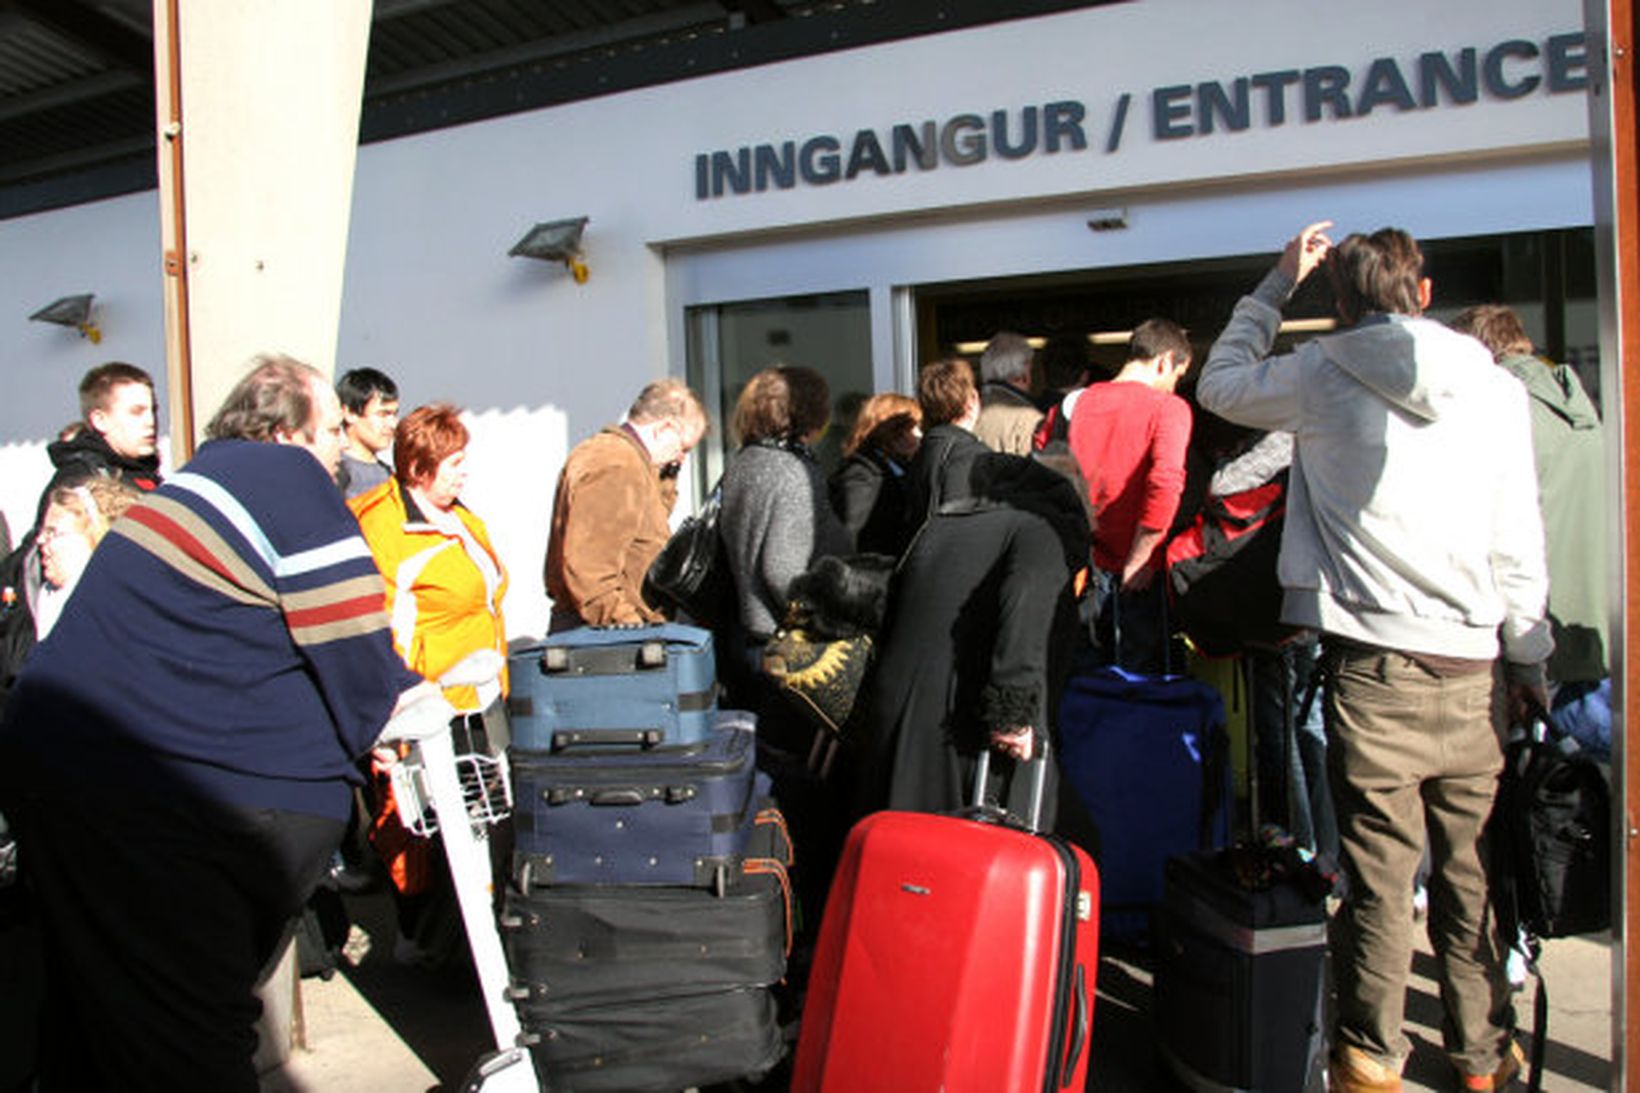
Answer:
[{"left": 0, "top": 216, "right": 1610, "bottom": 1091}]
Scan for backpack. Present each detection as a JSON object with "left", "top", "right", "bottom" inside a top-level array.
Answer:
[
  {"left": 1489, "top": 714, "right": 1612, "bottom": 1092},
  {"left": 1164, "top": 471, "right": 1293, "bottom": 656},
  {"left": 1494, "top": 716, "right": 1611, "bottom": 942}
]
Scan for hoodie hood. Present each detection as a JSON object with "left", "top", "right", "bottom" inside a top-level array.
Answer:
[
  {"left": 1496, "top": 353, "right": 1601, "bottom": 431},
  {"left": 46, "top": 428, "right": 161, "bottom": 481},
  {"left": 1318, "top": 314, "right": 1493, "bottom": 424}
]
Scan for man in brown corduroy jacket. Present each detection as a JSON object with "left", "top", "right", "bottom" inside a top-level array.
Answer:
[{"left": 543, "top": 379, "right": 706, "bottom": 632}]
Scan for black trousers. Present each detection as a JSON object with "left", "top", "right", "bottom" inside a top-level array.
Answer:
[{"left": 9, "top": 780, "right": 342, "bottom": 1092}]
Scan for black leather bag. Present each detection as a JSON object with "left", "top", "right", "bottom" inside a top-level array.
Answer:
[{"left": 643, "top": 481, "right": 732, "bottom": 629}]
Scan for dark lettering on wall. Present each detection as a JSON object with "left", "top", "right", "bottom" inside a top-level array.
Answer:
[
  {"left": 691, "top": 31, "right": 1589, "bottom": 200},
  {"left": 1484, "top": 39, "right": 1541, "bottom": 99},
  {"left": 799, "top": 136, "right": 842, "bottom": 184},
  {"left": 992, "top": 106, "right": 1040, "bottom": 159},
  {"left": 1250, "top": 70, "right": 1300, "bottom": 125},
  {"left": 846, "top": 130, "right": 892, "bottom": 178},
  {"left": 1044, "top": 100, "right": 1088, "bottom": 152},
  {"left": 941, "top": 114, "right": 988, "bottom": 165},
  {"left": 1418, "top": 48, "right": 1478, "bottom": 107},
  {"left": 892, "top": 122, "right": 938, "bottom": 172},
  {"left": 712, "top": 149, "right": 751, "bottom": 196},
  {"left": 1304, "top": 66, "right": 1354, "bottom": 121},
  {"left": 1545, "top": 32, "right": 1589, "bottom": 91},
  {"left": 755, "top": 142, "right": 796, "bottom": 191},
  {"left": 1355, "top": 57, "right": 1416, "bottom": 114},
  {"left": 1153, "top": 85, "right": 1192, "bottom": 139},
  {"left": 1198, "top": 78, "right": 1250, "bottom": 133}
]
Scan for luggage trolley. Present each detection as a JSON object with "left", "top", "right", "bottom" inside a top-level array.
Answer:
[{"left": 377, "top": 653, "right": 539, "bottom": 1093}]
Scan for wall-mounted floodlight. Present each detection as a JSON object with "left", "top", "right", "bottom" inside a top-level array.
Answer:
[
  {"left": 509, "top": 217, "right": 590, "bottom": 283},
  {"left": 30, "top": 293, "right": 102, "bottom": 343},
  {"left": 1086, "top": 207, "right": 1129, "bottom": 232}
]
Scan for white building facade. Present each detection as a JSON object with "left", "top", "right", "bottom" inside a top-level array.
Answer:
[{"left": 0, "top": 0, "right": 1596, "bottom": 638}]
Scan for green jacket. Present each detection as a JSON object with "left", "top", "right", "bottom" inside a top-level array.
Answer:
[{"left": 1499, "top": 353, "right": 1608, "bottom": 683}]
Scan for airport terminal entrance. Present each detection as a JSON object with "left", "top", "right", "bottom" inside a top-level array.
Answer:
[{"left": 916, "top": 227, "right": 1601, "bottom": 406}]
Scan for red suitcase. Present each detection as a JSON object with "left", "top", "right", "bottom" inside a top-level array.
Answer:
[{"left": 791, "top": 747, "right": 1098, "bottom": 1093}]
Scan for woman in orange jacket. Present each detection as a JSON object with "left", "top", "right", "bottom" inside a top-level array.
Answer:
[{"left": 350, "top": 402, "right": 509, "bottom": 967}]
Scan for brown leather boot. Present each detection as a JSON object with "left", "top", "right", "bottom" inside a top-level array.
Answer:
[
  {"left": 1331, "top": 1045, "right": 1404, "bottom": 1092},
  {"left": 1459, "top": 1040, "right": 1525, "bottom": 1091}
]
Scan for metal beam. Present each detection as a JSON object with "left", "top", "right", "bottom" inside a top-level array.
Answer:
[
  {"left": 3, "top": 0, "right": 154, "bottom": 75},
  {"left": 0, "top": 69, "right": 144, "bottom": 123},
  {"left": 360, "top": 0, "right": 1107, "bottom": 143},
  {"left": 365, "top": 2, "right": 726, "bottom": 98}
]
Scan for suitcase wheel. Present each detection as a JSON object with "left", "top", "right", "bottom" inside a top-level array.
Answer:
[
  {"left": 541, "top": 647, "right": 570, "bottom": 673},
  {"left": 638, "top": 640, "right": 667, "bottom": 669}
]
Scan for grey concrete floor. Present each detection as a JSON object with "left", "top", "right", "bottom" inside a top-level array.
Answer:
[{"left": 264, "top": 889, "right": 1615, "bottom": 1092}]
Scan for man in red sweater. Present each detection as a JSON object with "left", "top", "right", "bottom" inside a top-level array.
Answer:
[{"left": 1068, "top": 318, "right": 1193, "bottom": 671}]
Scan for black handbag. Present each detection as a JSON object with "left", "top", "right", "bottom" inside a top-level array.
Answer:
[{"left": 643, "top": 480, "right": 732, "bottom": 629}]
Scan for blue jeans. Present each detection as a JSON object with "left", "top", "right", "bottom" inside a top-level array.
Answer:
[
  {"left": 1090, "top": 568, "right": 1170, "bottom": 675},
  {"left": 1250, "top": 641, "right": 1337, "bottom": 859}
]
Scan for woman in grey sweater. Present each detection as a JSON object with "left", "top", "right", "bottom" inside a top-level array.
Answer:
[{"left": 719, "top": 366, "right": 851, "bottom": 709}]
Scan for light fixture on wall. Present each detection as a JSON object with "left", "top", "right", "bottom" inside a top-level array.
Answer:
[
  {"left": 30, "top": 293, "right": 102, "bottom": 343},
  {"left": 509, "top": 217, "right": 590, "bottom": 283},
  {"left": 1086, "top": 207, "right": 1129, "bottom": 232}
]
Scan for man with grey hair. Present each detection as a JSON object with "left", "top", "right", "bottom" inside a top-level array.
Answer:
[
  {"left": 0, "top": 353, "right": 426, "bottom": 1089},
  {"left": 973, "top": 331, "right": 1044, "bottom": 455},
  {"left": 544, "top": 378, "right": 708, "bottom": 631}
]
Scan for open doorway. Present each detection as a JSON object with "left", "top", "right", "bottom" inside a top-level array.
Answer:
[{"left": 916, "top": 227, "right": 1600, "bottom": 404}]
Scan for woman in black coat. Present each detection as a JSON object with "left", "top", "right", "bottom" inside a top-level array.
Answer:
[
  {"left": 854, "top": 360, "right": 1090, "bottom": 819},
  {"left": 827, "top": 392, "right": 921, "bottom": 558}
]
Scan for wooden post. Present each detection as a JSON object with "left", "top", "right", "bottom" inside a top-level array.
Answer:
[{"left": 1586, "top": 0, "right": 1638, "bottom": 1086}]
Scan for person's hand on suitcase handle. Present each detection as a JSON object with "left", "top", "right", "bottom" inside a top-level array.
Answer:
[{"left": 990, "top": 723, "right": 1035, "bottom": 762}]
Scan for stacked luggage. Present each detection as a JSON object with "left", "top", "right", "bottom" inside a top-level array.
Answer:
[{"left": 501, "top": 624, "right": 791, "bottom": 1092}]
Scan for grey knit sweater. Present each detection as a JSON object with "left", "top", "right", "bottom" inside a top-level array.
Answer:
[{"left": 720, "top": 441, "right": 852, "bottom": 639}]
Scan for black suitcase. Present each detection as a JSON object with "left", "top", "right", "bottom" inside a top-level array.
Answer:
[
  {"left": 519, "top": 985, "right": 784, "bottom": 1093},
  {"left": 1153, "top": 850, "right": 1327, "bottom": 1093},
  {"left": 511, "top": 712, "right": 762, "bottom": 891},
  {"left": 500, "top": 807, "right": 792, "bottom": 1007}
]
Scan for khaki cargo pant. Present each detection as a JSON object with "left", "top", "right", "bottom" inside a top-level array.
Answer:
[{"left": 1324, "top": 643, "right": 1516, "bottom": 1077}]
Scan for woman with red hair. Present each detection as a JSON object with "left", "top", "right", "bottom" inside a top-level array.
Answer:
[{"left": 350, "top": 402, "right": 509, "bottom": 967}]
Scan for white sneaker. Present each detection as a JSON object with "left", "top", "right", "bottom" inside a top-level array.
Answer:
[
  {"left": 1506, "top": 943, "right": 1530, "bottom": 990},
  {"left": 1411, "top": 883, "right": 1429, "bottom": 920}
]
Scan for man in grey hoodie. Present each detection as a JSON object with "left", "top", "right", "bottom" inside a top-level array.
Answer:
[{"left": 1198, "top": 222, "right": 1551, "bottom": 1093}]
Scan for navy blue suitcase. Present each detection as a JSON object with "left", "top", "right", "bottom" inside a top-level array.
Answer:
[
  {"left": 507, "top": 623, "right": 717, "bottom": 752},
  {"left": 1058, "top": 667, "right": 1230, "bottom": 944},
  {"left": 511, "top": 711, "right": 761, "bottom": 891}
]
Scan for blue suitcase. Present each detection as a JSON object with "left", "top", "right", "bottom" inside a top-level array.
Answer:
[
  {"left": 507, "top": 623, "right": 717, "bottom": 751},
  {"left": 1058, "top": 667, "right": 1230, "bottom": 945},
  {"left": 511, "top": 711, "right": 762, "bottom": 892}
]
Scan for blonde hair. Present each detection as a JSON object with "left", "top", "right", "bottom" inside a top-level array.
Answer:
[{"left": 47, "top": 476, "right": 140, "bottom": 546}]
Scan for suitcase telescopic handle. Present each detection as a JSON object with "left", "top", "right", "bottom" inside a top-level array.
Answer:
[{"left": 970, "top": 735, "right": 1051, "bottom": 834}]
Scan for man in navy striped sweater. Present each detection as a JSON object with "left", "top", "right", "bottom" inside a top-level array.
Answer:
[{"left": 0, "top": 355, "right": 431, "bottom": 1091}]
